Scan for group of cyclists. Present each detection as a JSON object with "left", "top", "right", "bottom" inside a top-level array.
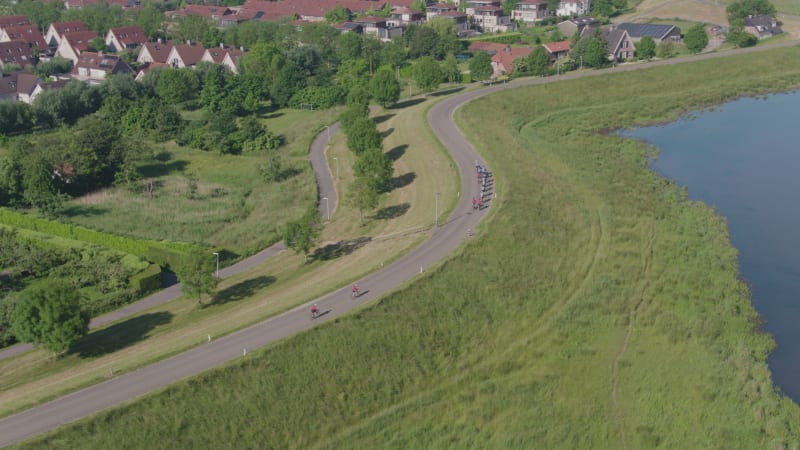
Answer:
[
  {"left": 311, "top": 284, "right": 359, "bottom": 319},
  {"left": 474, "top": 163, "right": 492, "bottom": 209}
]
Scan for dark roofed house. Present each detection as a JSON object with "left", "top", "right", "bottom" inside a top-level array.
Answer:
[
  {"left": 0, "top": 16, "right": 30, "bottom": 30},
  {"left": 0, "top": 71, "right": 43, "bottom": 102},
  {"left": 491, "top": 45, "right": 533, "bottom": 76},
  {"left": 557, "top": 16, "right": 598, "bottom": 37},
  {"left": 137, "top": 40, "right": 174, "bottom": 64},
  {"left": 744, "top": 15, "right": 782, "bottom": 39},
  {"left": 616, "top": 22, "right": 681, "bottom": 42},
  {"left": 105, "top": 25, "right": 148, "bottom": 52},
  {"left": 71, "top": 51, "right": 132, "bottom": 84},
  {"left": 542, "top": 40, "right": 571, "bottom": 59},
  {"left": 167, "top": 42, "right": 206, "bottom": 68},
  {"left": 45, "top": 21, "right": 86, "bottom": 48},
  {"left": 0, "top": 25, "right": 47, "bottom": 50},
  {"left": 582, "top": 25, "right": 634, "bottom": 62},
  {"left": 0, "top": 40, "right": 36, "bottom": 69},
  {"left": 55, "top": 30, "right": 99, "bottom": 63}
]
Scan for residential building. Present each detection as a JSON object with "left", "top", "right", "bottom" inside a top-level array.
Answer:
[
  {"left": 353, "top": 16, "right": 402, "bottom": 41},
  {"left": 29, "top": 79, "right": 70, "bottom": 103},
  {"left": 557, "top": 16, "right": 598, "bottom": 37},
  {"left": 0, "top": 25, "right": 47, "bottom": 51},
  {"left": 438, "top": 11, "right": 470, "bottom": 35},
  {"left": 471, "top": 4, "right": 516, "bottom": 33},
  {"left": 427, "top": 3, "right": 457, "bottom": 20},
  {"left": 105, "top": 25, "right": 147, "bottom": 52},
  {"left": 135, "top": 61, "right": 170, "bottom": 81},
  {"left": 513, "top": 0, "right": 548, "bottom": 24},
  {"left": 387, "top": 7, "right": 424, "bottom": 27},
  {"left": 168, "top": 5, "right": 234, "bottom": 25},
  {"left": 556, "top": 0, "right": 590, "bottom": 17},
  {"left": 45, "top": 21, "right": 86, "bottom": 48},
  {"left": 0, "top": 40, "right": 36, "bottom": 69},
  {"left": 491, "top": 46, "right": 533, "bottom": 75},
  {"left": 166, "top": 42, "right": 206, "bottom": 68},
  {"left": 0, "top": 16, "right": 30, "bottom": 30},
  {"left": 542, "top": 40, "right": 571, "bottom": 59},
  {"left": 616, "top": 22, "right": 681, "bottom": 43},
  {"left": 55, "top": 30, "right": 98, "bottom": 63},
  {"left": 0, "top": 71, "right": 42, "bottom": 102},
  {"left": 583, "top": 25, "right": 633, "bottom": 61},
  {"left": 137, "top": 40, "right": 174, "bottom": 64},
  {"left": 744, "top": 15, "right": 782, "bottom": 39},
  {"left": 201, "top": 45, "right": 246, "bottom": 74},
  {"left": 71, "top": 51, "right": 132, "bottom": 84}
]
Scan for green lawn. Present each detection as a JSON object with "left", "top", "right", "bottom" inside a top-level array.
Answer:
[
  {"left": 19, "top": 46, "right": 800, "bottom": 449},
  {"left": 60, "top": 108, "right": 342, "bottom": 257}
]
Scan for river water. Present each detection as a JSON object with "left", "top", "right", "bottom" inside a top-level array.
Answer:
[{"left": 624, "top": 90, "right": 800, "bottom": 404}]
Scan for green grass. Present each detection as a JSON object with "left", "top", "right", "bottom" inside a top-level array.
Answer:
[
  {"left": 60, "top": 108, "right": 342, "bottom": 257},
  {"left": 18, "top": 46, "right": 800, "bottom": 449}
]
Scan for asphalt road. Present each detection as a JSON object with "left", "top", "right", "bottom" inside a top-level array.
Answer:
[{"left": 1, "top": 40, "right": 798, "bottom": 446}]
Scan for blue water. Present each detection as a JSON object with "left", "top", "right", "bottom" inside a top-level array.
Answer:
[{"left": 624, "top": 91, "right": 800, "bottom": 404}]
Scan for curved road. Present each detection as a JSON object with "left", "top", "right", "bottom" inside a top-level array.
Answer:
[{"left": 0, "top": 40, "right": 798, "bottom": 446}]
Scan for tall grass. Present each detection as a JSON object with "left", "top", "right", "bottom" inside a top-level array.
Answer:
[{"left": 20, "top": 46, "right": 800, "bottom": 449}]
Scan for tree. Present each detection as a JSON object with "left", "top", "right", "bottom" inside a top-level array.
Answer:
[
  {"left": 636, "top": 35, "right": 656, "bottom": 59},
  {"left": 570, "top": 35, "right": 609, "bottom": 68},
  {"left": 22, "top": 155, "right": 64, "bottom": 215},
  {"left": 134, "top": 2, "right": 165, "bottom": 38},
  {"left": 656, "top": 40, "right": 676, "bottom": 59},
  {"left": 337, "top": 32, "right": 363, "bottom": 62},
  {"left": 325, "top": 5, "right": 351, "bottom": 23},
  {"left": 354, "top": 147, "right": 393, "bottom": 192},
  {"left": 408, "top": 26, "right": 440, "bottom": 59},
  {"left": 684, "top": 24, "right": 709, "bottom": 54},
  {"left": 727, "top": 30, "right": 758, "bottom": 48},
  {"left": 469, "top": 51, "right": 493, "bottom": 81},
  {"left": 156, "top": 68, "right": 199, "bottom": 104},
  {"left": 11, "top": 280, "right": 90, "bottom": 354},
  {"left": 177, "top": 249, "right": 217, "bottom": 305},
  {"left": 411, "top": 0, "right": 427, "bottom": 12},
  {"left": 381, "top": 38, "right": 407, "bottom": 70},
  {"left": 527, "top": 46, "right": 552, "bottom": 75},
  {"left": 337, "top": 58, "right": 370, "bottom": 95},
  {"left": 726, "top": 0, "right": 776, "bottom": 21},
  {"left": 413, "top": 56, "right": 443, "bottom": 92},
  {"left": 283, "top": 206, "right": 321, "bottom": 261},
  {"left": 370, "top": 66, "right": 401, "bottom": 107},
  {"left": 441, "top": 53, "right": 461, "bottom": 83},
  {"left": 362, "top": 36, "right": 383, "bottom": 74},
  {"left": 346, "top": 116, "right": 383, "bottom": 154},
  {"left": 348, "top": 176, "right": 379, "bottom": 225}
]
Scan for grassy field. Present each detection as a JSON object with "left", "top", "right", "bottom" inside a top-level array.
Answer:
[
  {"left": 17, "top": 46, "right": 800, "bottom": 449},
  {"left": 0, "top": 95, "right": 459, "bottom": 419},
  {"left": 60, "top": 108, "right": 342, "bottom": 257}
]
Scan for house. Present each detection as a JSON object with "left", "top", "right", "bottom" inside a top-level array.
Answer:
[
  {"left": 353, "top": 16, "right": 402, "bottom": 41},
  {"left": 744, "top": 15, "right": 782, "bottom": 39},
  {"left": 557, "top": 16, "right": 598, "bottom": 37},
  {"left": 71, "top": 51, "right": 132, "bottom": 84},
  {"left": 168, "top": 5, "right": 234, "bottom": 25},
  {"left": 134, "top": 61, "right": 170, "bottom": 81},
  {"left": 471, "top": 4, "right": 516, "bottom": 33},
  {"left": 583, "top": 25, "right": 633, "bottom": 61},
  {"left": 556, "top": 0, "right": 591, "bottom": 17},
  {"left": 45, "top": 21, "right": 86, "bottom": 48},
  {"left": 137, "top": 40, "right": 174, "bottom": 64},
  {"left": 427, "top": 3, "right": 457, "bottom": 20},
  {"left": 0, "top": 25, "right": 47, "bottom": 51},
  {"left": 201, "top": 45, "right": 245, "bottom": 73},
  {"left": 166, "top": 42, "right": 206, "bottom": 68},
  {"left": 387, "top": 7, "right": 424, "bottom": 27},
  {"left": 0, "top": 16, "right": 30, "bottom": 30},
  {"left": 616, "top": 23, "right": 681, "bottom": 43},
  {"left": 513, "top": 0, "right": 548, "bottom": 24},
  {"left": 55, "top": 30, "right": 98, "bottom": 63},
  {"left": 491, "top": 46, "right": 533, "bottom": 76},
  {"left": 0, "top": 40, "right": 36, "bottom": 69},
  {"left": 0, "top": 71, "right": 42, "bottom": 102},
  {"left": 438, "top": 11, "right": 470, "bottom": 35},
  {"left": 105, "top": 25, "right": 148, "bottom": 52},
  {"left": 543, "top": 40, "right": 571, "bottom": 59},
  {"left": 468, "top": 41, "right": 508, "bottom": 55},
  {"left": 29, "top": 79, "right": 70, "bottom": 103}
]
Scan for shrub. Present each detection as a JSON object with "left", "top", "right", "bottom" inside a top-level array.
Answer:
[{"left": 129, "top": 264, "right": 163, "bottom": 295}]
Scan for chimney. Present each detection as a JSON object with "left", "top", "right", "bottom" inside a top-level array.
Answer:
[
  {"left": 157, "top": 37, "right": 162, "bottom": 44},
  {"left": 240, "top": 46, "right": 244, "bottom": 52},
  {"left": 220, "top": 42, "right": 224, "bottom": 48},
  {"left": 186, "top": 39, "right": 191, "bottom": 45}
]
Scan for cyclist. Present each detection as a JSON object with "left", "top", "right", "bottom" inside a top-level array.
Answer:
[
  {"left": 311, "top": 304, "right": 319, "bottom": 319},
  {"left": 352, "top": 284, "right": 359, "bottom": 297}
]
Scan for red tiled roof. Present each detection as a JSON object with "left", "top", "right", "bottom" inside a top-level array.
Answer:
[
  {"left": 49, "top": 21, "right": 86, "bottom": 34},
  {"left": 389, "top": 0, "right": 414, "bottom": 8},
  {"left": 3, "top": 25, "right": 47, "bottom": 48},
  {"left": 543, "top": 40, "right": 571, "bottom": 53},
  {"left": 141, "top": 41, "right": 174, "bottom": 63},
  {"left": 204, "top": 47, "right": 229, "bottom": 63},
  {"left": 355, "top": 15, "right": 387, "bottom": 24},
  {"left": 173, "top": 43, "right": 206, "bottom": 66},
  {"left": 0, "top": 16, "right": 30, "bottom": 29},
  {"left": 238, "top": 0, "right": 386, "bottom": 21},
  {"left": 172, "top": 4, "right": 232, "bottom": 18},
  {"left": 0, "top": 41, "right": 35, "bottom": 66},
  {"left": 72, "top": 51, "right": 128, "bottom": 72},
  {"left": 468, "top": 41, "right": 507, "bottom": 53},
  {"left": 61, "top": 30, "right": 99, "bottom": 52},
  {"left": 109, "top": 25, "right": 147, "bottom": 47},
  {"left": 491, "top": 46, "right": 533, "bottom": 72}
]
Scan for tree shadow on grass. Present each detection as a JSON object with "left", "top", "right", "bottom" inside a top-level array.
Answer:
[
  {"left": 60, "top": 204, "right": 109, "bottom": 218},
  {"left": 209, "top": 275, "right": 276, "bottom": 307},
  {"left": 138, "top": 160, "right": 189, "bottom": 178},
  {"left": 390, "top": 98, "right": 425, "bottom": 109},
  {"left": 311, "top": 236, "right": 372, "bottom": 261},
  {"left": 373, "top": 113, "right": 395, "bottom": 124},
  {"left": 71, "top": 311, "right": 173, "bottom": 358},
  {"left": 386, "top": 144, "right": 407, "bottom": 161},
  {"left": 385, "top": 172, "right": 416, "bottom": 192},
  {"left": 380, "top": 127, "right": 394, "bottom": 138},
  {"left": 373, "top": 203, "right": 410, "bottom": 220}
]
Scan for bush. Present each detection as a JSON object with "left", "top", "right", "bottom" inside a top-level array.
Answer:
[
  {"left": 129, "top": 263, "right": 163, "bottom": 295},
  {"left": 464, "top": 33, "right": 523, "bottom": 45},
  {"left": 289, "top": 86, "right": 345, "bottom": 109}
]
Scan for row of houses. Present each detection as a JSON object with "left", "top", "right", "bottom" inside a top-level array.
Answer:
[{"left": 470, "top": 20, "right": 685, "bottom": 77}]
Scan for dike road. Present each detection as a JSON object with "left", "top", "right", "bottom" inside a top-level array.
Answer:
[{"left": 0, "top": 40, "right": 798, "bottom": 446}]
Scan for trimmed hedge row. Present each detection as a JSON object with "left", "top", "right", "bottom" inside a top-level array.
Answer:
[
  {"left": 129, "top": 263, "right": 163, "bottom": 295},
  {"left": 0, "top": 208, "right": 200, "bottom": 261}
]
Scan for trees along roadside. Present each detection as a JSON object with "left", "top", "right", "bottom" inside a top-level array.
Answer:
[
  {"left": 685, "top": 24, "right": 709, "bottom": 54},
  {"left": 469, "top": 51, "right": 493, "bottom": 82},
  {"left": 636, "top": 35, "right": 656, "bottom": 60},
  {"left": 283, "top": 207, "right": 322, "bottom": 262},
  {"left": 176, "top": 249, "right": 217, "bottom": 305}
]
